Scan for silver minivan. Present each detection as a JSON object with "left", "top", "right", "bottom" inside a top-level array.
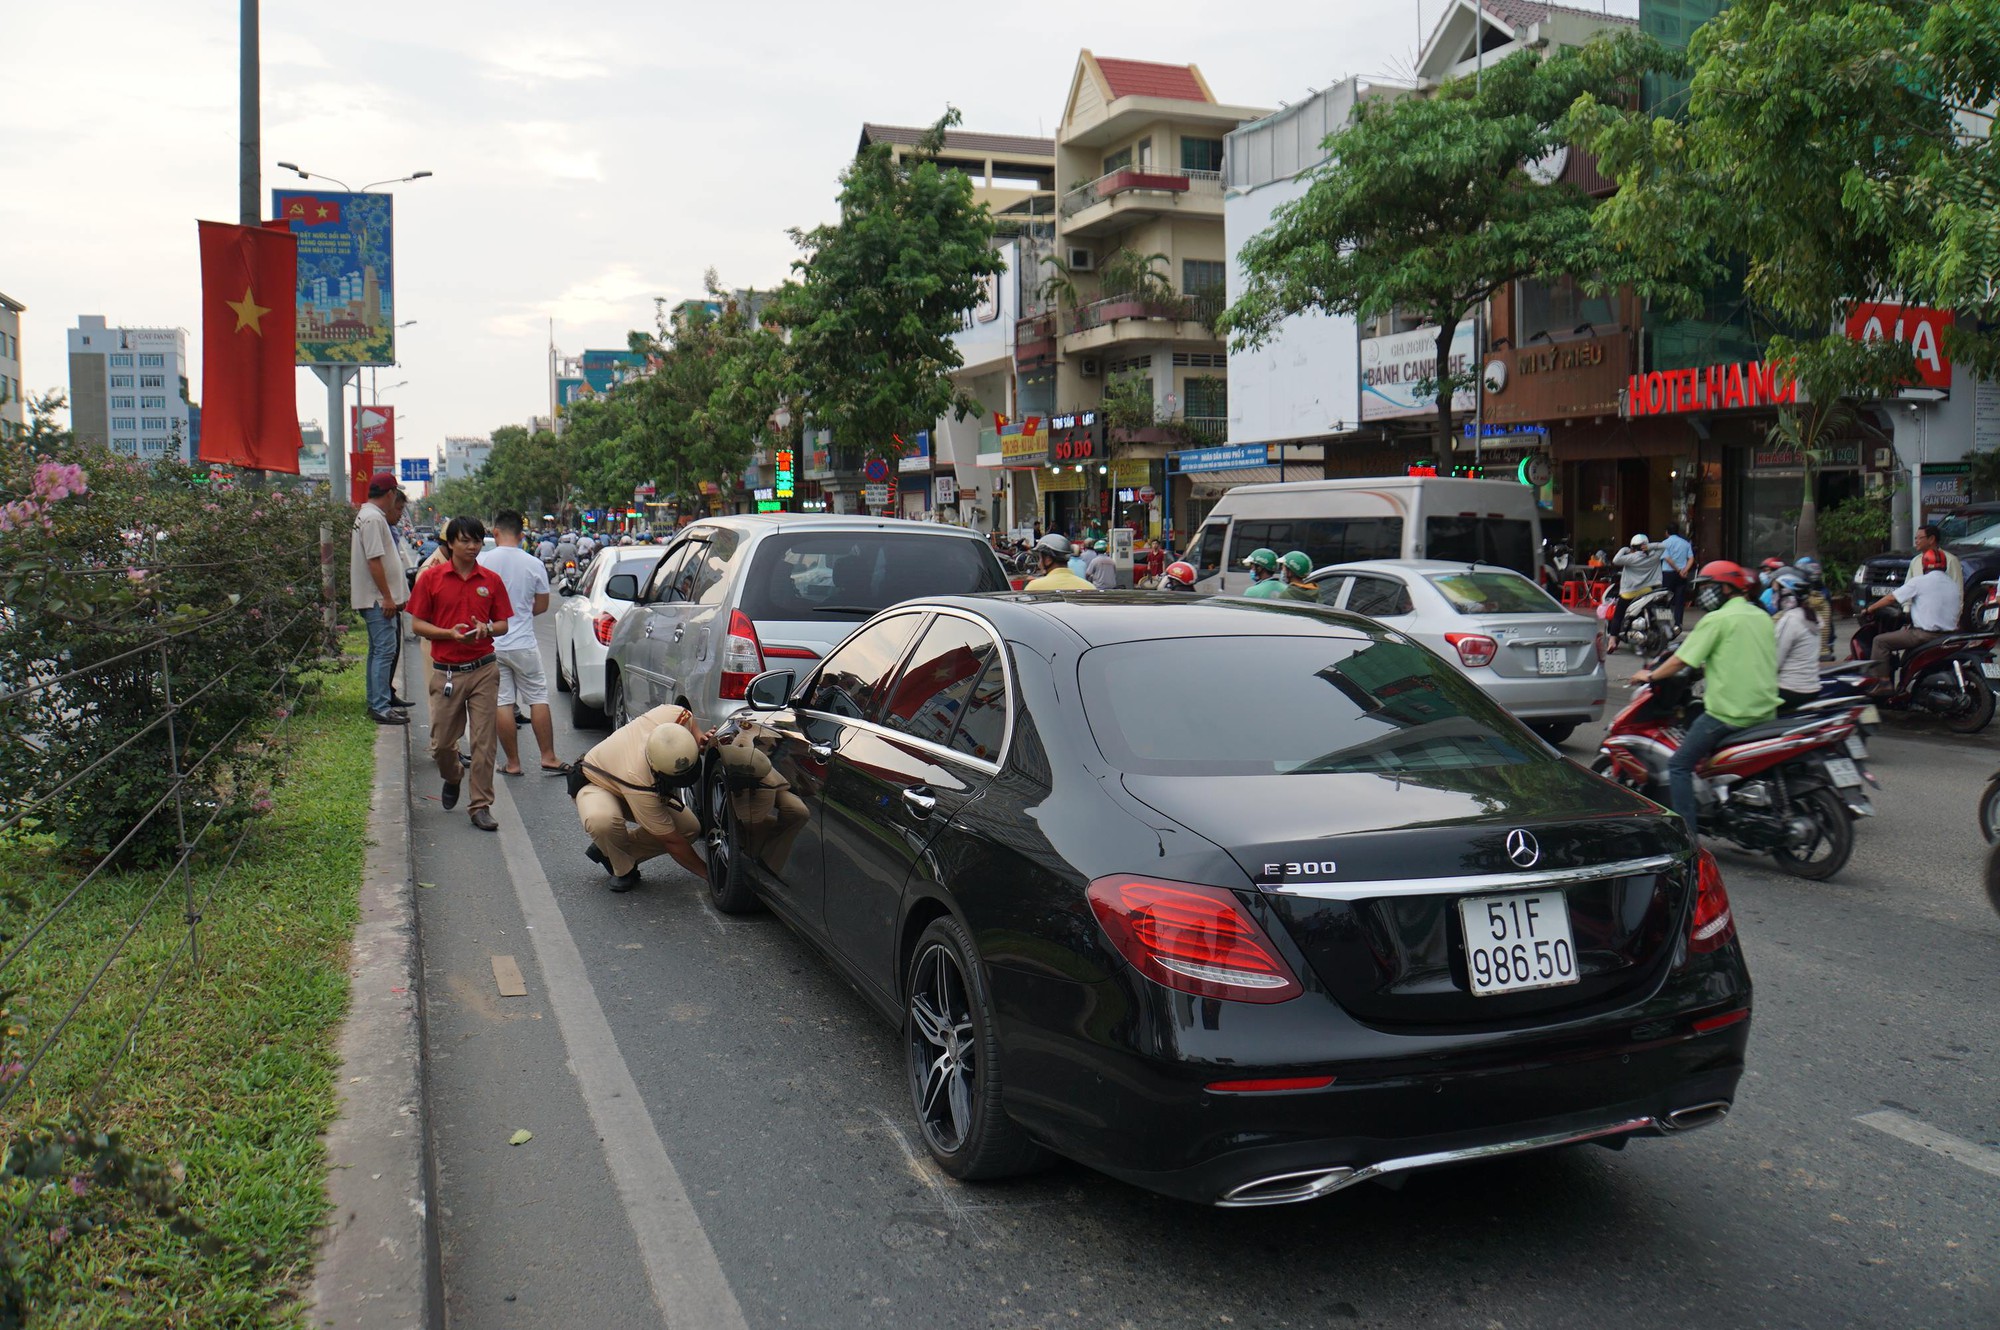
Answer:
[
  {"left": 1184, "top": 477, "right": 1544, "bottom": 594},
  {"left": 604, "top": 515, "right": 1011, "bottom": 736}
]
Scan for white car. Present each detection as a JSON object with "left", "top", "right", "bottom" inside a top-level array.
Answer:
[{"left": 552, "top": 546, "right": 664, "bottom": 728}]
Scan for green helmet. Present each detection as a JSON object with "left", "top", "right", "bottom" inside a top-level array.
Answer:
[
  {"left": 1281, "top": 550, "right": 1313, "bottom": 579},
  {"left": 1094, "top": 540, "right": 1108, "bottom": 552},
  {"left": 1241, "top": 547, "right": 1279, "bottom": 574}
]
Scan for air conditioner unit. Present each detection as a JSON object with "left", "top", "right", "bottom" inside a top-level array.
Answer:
[
  {"left": 1067, "top": 247, "right": 1095, "bottom": 272},
  {"left": 1079, "top": 357, "right": 1102, "bottom": 379}
]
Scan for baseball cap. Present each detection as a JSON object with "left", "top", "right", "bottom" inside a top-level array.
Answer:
[{"left": 367, "top": 470, "right": 400, "bottom": 496}]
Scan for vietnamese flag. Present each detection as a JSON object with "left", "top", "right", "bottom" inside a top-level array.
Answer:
[{"left": 198, "top": 219, "right": 302, "bottom": 472}]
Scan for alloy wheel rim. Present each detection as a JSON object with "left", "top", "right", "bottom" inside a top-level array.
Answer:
[
  {"left": 706, "top": 778, "right": 730, "bottom": 883},
  {"left": 907, "top": 943, "right": 977, "bottom": 1155}
]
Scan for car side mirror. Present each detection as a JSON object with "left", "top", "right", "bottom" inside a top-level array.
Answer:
[
  {"left": 744, "top": 669, "right": 796, "bottom": 711},
  {"left": 604, "top": 573, "right": 639, "bottom": 603}
]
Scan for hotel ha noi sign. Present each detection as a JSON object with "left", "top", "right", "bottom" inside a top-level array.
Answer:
[{"left": 1623, "top": 360, "right": 1798, "bottom": 418}]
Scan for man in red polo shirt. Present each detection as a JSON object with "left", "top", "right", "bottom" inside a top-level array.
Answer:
[{"left": 407, "top": 516, "right": 514, "bottom": 831}]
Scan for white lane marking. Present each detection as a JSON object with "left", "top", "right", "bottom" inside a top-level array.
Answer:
[
  {"left": 490, "top": 778, "right": 750, "bottom": 1330},
  {"left": 1856, "top": 1110, "right": 2000, "bottom": 1181}
]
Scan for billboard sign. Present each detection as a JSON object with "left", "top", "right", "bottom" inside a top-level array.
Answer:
[
  {"left": 1360, "top": 320, "right": 1476, "bottom": 421},
  {"left": 898, "top": 430, "right": 931, "bottom": 473},
  {"left": 1844, "top": 301, "right": 1953, "bottom": 392},
  {"left": 273, "top": 190, "right": 395, "bottom": 366}
]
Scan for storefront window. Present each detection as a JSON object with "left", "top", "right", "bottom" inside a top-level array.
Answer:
[{"left": 1515, "top": 274, "right": 1618, "bottom": 344}]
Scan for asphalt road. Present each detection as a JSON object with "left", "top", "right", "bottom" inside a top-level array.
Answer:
[{"left": 407, "top": 619, "right": 1998, "bottom": 1330}]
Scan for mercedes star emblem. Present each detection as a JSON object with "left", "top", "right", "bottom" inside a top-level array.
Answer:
[{"left": 1505, "top": 829, "right": 1541, "bottom": 869}]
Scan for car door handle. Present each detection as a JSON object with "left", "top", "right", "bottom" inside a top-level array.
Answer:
[
  {"left": 808, "top": 743, "right": 833, "bottom": 761},
  {"left": 672, "top": 624, "right": 687, "bottom": 642},
  {"left": 902, "top": 788, "right": 937, "bottom": 817}
]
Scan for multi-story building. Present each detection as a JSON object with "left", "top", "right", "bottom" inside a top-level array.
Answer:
[
  {"left": 443, "top": 435, "right": 492, "bottom": 482},
  {"left": 1032, "top": 52, "right": 1267, "bottom": 542},
  {"left": 298, "top": 420, "right": 327, "bottom": 480},
  {"left": 66, "top": 316, "right": 194, "bottom": 463},
  {"left": 0, "top": 293, "right": 24, "bottom": 440}
]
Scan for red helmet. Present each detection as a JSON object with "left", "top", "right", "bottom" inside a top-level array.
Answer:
[
  {"left": 1921, "top": 548, "right": 1947, "bottom": 573},
  {"left": 1700, "top": 559, "right": 1754, "bottom": 591},
  {"left": 1162, "top": 560, "right": 1197, "bottom": 588},
  {"left": 1758, "top": 556, "right": 1786, "bottom": 571}
]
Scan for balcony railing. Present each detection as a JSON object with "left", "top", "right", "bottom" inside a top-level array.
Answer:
[
  {"left": 1065, "top": 295, "right": 1197, "bottom": 337},
  {"left": 1180, "top": 415, "right": 1228, "bottom": 442},
  {"left": 1059, "top": 167, "right": 1223, "bottom": 218}
]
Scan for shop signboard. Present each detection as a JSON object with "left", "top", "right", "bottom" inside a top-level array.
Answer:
[
  {"left": 1754, "top": 443, "right": 1860, "bottom": 471},
  {"left": 1977, "top": 382, "right": 2000, "bottom": 454},
  {"left": 273, "top": 189, "right": 396, "bottom": 367},
  {"left": 1045, "top": 410, "right": 1104, "bottom": 465},
  {"left": 1479, "top": 332, "right": 1632, "bottom": 424},
  {"left": 774, "top": 449, "right": 795, "bottom": 498},
  {"left": 1922, "top": 463, "right": 1969, "bottom": 516},
  {"left": 1110, "top": 459, "right": 1150, "bottom": 488},
  {"left": 1623, "top": 360, "right": 1799, "bottom": 417},
  {"left": 1173, "top": 443, "right": 1268, "bottom": 474},
  {"left": 1844, "top": 302, "right": 1953, "bottom": 392},
  {"left": 898, "top": 430, "right": 931, "bottom": 473},
  {"left": 1000, "top": 417, "right": 1044, "bottom": 466},
  {"left": 1360, "top": 320, "right": 1476, "bottom": 421},
  {"left": 933, "top": 475, "right": 957, "bottom": 505},
  {"left": 1039, "top": 468, "right": 1085, "bottom": 493}
]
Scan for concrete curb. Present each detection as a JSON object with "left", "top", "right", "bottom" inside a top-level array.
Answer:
[{"left": 308, "top": 718, "right": 437, "bottom": 1328}]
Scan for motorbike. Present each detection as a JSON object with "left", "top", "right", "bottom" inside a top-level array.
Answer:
[
  {"left": 1593, "top": 669, "right": 1872, "bottom": 880},
  {"left": 1598, "top": 583, "right": 1677, "bottom": 658},
  {"left": 1827, "top": 602, "right": 1998, "bottom": 734}
]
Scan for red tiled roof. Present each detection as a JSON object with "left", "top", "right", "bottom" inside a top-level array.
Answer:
[{"left": 1096, "top": 57, "right": 1209, "bottom": 104}]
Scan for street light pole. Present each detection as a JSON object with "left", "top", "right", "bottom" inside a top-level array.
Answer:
[{"left": 240, "top": 0, "right": 259, "bottom": 226}]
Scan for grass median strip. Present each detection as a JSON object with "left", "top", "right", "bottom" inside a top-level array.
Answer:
[{"left": 2, "top": 650, "right": 374, "bottom": 1327}]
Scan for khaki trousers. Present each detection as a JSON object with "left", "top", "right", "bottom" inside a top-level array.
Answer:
[
  {"left": 575, "top": 784, "right": 688, "bottom": 876},
  {"left": 429, "top": 657, "right": 498, "bottom": 812}
]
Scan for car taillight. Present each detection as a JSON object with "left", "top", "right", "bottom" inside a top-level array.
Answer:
[
  {"left": 592, "top": 612, "right": 617, "bottom": 646},
  {"left": 1445, "top": 632, "right": 1499, "bottom": 669},
  {"left": 1086, "top": 876, "right": 1302, "bottom": 1004},
  {"left": 718, "top": 608, "right": 765, "bottom": 700},
  {"left": 1690, "top": 849, "right": 1735, "bottom": 953}
]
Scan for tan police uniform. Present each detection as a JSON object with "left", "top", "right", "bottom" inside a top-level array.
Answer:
[
  {"left": 575, "top": 704, "right": 703, "bottom": 876},
  {"left": 716, "top": 720, "right": 810, "bottom": 873}
]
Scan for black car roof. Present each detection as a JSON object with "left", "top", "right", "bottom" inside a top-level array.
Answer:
[{"left": 918, "top": 590, "right": 1378, "bottom": 647}]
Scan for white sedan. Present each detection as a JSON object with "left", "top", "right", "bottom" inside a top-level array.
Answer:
[{"left": 552, "top": 546, "right": 663, "bottom": 729}]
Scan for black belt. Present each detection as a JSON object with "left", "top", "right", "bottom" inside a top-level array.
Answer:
[{"left": 433, "top": 655, "right": 495, "bottom": 674}]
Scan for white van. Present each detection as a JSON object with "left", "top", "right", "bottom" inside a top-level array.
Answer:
[{"left": 1182, "top": 477, "right": 1544, "bottom": 594}]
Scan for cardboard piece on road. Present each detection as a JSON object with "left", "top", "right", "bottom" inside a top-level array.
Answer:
[{"left": 491, "top": 955, "right": 528, "bottom": 998}]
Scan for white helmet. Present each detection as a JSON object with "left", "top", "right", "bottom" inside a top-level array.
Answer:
[
  {"left": 645, "top": 725, "right": 700, "bottom": 779},
  {"left": 1034, "top": 533, "right": 1073, "bottom": 559},
  {"left": 1629, "top": 533, "right": 1649, "bottom": 547}
]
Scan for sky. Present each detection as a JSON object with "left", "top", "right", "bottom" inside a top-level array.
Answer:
[{"left": 2, "top": 0, "right": 1639, "bottom": 467}]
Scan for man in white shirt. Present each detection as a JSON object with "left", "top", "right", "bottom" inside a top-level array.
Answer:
[
  {"left": 1864, "top": 548, "right": 1962, "bottom": 685},
  {"left": 478, "top": 509, "right": 569, "bottom": 775},
  {"left": 349, "top": 471, "right": 410, "bottom": 724},
  {"left": 1908, "top": 523, "right": 1963, "bottom": 586}
]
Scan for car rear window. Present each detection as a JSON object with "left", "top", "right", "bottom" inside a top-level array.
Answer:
[
  {"left": 1225, "top": 518, "right": 1404, "bottom": 572},
  {"left": 1427, "top": 570, "right": 1560, "bottom": 615},
  {"left": 1078, "top": 635, "right": 1542, "bottom": 777},
  {"left": 1424, "top": 517, "right": 1535, "bottom": 577},
  {"left": 740, "top": 531, "right": 1009, "bottom": 620}
]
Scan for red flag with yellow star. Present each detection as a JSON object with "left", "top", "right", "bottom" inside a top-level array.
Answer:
[{"left": 198, "top": 219, "right": 301, "bottom": 472}]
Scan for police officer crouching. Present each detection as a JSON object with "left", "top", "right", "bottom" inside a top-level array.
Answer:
[{"left": 573, "top": 704, "right": 711, "bottom": 892}]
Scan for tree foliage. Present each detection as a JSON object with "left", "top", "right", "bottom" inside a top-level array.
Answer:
[
  {"left": 781, "top": 108, "right": 1003, "bottom": 456},
  {"left": 1221, "top": 34, "right": 1686, "bottom": 451}
]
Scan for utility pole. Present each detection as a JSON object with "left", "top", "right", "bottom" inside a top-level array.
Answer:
[{"left": 240, "top": 0, "right": 259, "bottom": 226}]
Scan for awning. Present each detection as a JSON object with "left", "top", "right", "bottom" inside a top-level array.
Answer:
[{"left": 1186, "top": 465, "right": 1289, "bottom": 496}]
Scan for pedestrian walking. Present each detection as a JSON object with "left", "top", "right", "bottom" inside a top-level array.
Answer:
[
  {"left": 1660, "top": 526, "right": 1695, "bottom": 634},
  {"left": 350, "top": 471, "right": 410, "bottom": 725},
  {"left": 478, "top": 509, "right": 570, "bottom": 778},
  {"left": 407, "top": 516, "right": 514, "bottom": 832},
  {"left": 574, "top": 702, "right": 711, "bottom": 891}
]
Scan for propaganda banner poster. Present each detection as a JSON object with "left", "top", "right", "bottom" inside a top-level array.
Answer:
[{"left": 272, "top": 189, "right": 396, "bottom": 366}]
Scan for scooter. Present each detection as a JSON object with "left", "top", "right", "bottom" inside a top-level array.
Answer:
[
  {"left": 1827, "top": 603, "right": 1998, "bottom": 734},
  {"left": 1593, "top": 669, "right": 1872, "bottom": 880},
  {"left": 1598, "top": 584, "right": 1677, "bottom": 658}
]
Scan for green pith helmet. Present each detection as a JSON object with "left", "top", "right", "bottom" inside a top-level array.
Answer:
[
  {"left": 1241, "top": 547, "right": 1279, "bottom": 573},
  {"left": 1281, "top": 550, "right": 1313, "bottom": 579}
]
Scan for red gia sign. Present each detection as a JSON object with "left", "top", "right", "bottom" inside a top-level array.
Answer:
[
  {"left": 1624, "top": 361, "right": 1798, "bottom": 417},
  {"left": 1844, "top": 302, "right": 1953, "bottom": 390}
]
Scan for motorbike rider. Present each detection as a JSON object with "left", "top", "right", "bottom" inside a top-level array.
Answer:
[
  {"left": 1159, "top": 560, "right": 1198, "bottom": 592},
  {"left": 1241, "top": 548, "right": 1285, "bottom": 599},
  {"left": 1024, "top": 533, "right": 1097, "bottom": 592},
  {"left": 1608, "top": 533, "right": 1664, "bottom": 646},
  {"left": 1629, "top": 560, "right": 1778, "bottom": 834},
  {"left": 1863, "top": 547, "right": 1963, "bottom": 692},
  {"left": 1084, "top": 539, "right": 1119, "bottom": 590},
  {"left": 1770, "top": 572, "right": 1822, "bottom": 708},
  {"left": 1791, "top": 555, "right": 1836, "bottom": 661},
  {"left": 1278, "top": 551, "right": 1321, "bottom": 602},
  {"left": 1910, "top": 523, "right": 1964, "bottom": 588},
  {"left": 555, "top": 528, "right": 579, "bottom": 571}
]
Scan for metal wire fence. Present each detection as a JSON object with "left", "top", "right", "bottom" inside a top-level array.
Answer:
[{"left": 0, "top": 534, "right": 341, "bottom": 1122}]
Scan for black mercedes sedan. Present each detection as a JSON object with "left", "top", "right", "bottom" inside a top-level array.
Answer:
[{"left": 703, "top": 593, "right": 1751, "bottom": 1206}]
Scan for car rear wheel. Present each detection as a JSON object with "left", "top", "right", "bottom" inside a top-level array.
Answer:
[
  {"left": 1530, "top": 721, "right": 1576, "bottom": 746},
  {"left": 569, "top": 651, "right": 608, "bottom": 729},
  {"left": 553, "top": 637, "right": 571, "bottom": 693},
  {"left": 904, "top": 917, "right": 1047, "bottom": 1182},
  {"left": 1979, "top": 779, "right": 2000, "bottom": 845},
  {"left": 1985, "top": 843, "right": 2000, "bottom": 918},
  {"left": 1770, "top": 787, "right": 1852, "bottom": 880},
  {"left": 608, "top": 673, "right": 630, "bottom": 732},
  {"left": 703, "top": 765, "right": 760, "bottom": 914}
]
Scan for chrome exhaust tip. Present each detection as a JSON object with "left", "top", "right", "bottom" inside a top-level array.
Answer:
[
  {"left": 1217, "top": 1167, "right": 1358, "bottom": 1208},
  {"left": 1661, "top": 1100, "right": 1731, "bottom": 1132}
]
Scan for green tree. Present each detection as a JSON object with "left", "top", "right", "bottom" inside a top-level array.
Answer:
[
  {"left": 1580, "top": 0, "right": 2000, "bottom": 553},
  {"left": 1220, "top": 34, "right": 1688, "bottom": 453},
  {"left": 782, "top": 108, "right": 1003, "bottom": 458}
]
